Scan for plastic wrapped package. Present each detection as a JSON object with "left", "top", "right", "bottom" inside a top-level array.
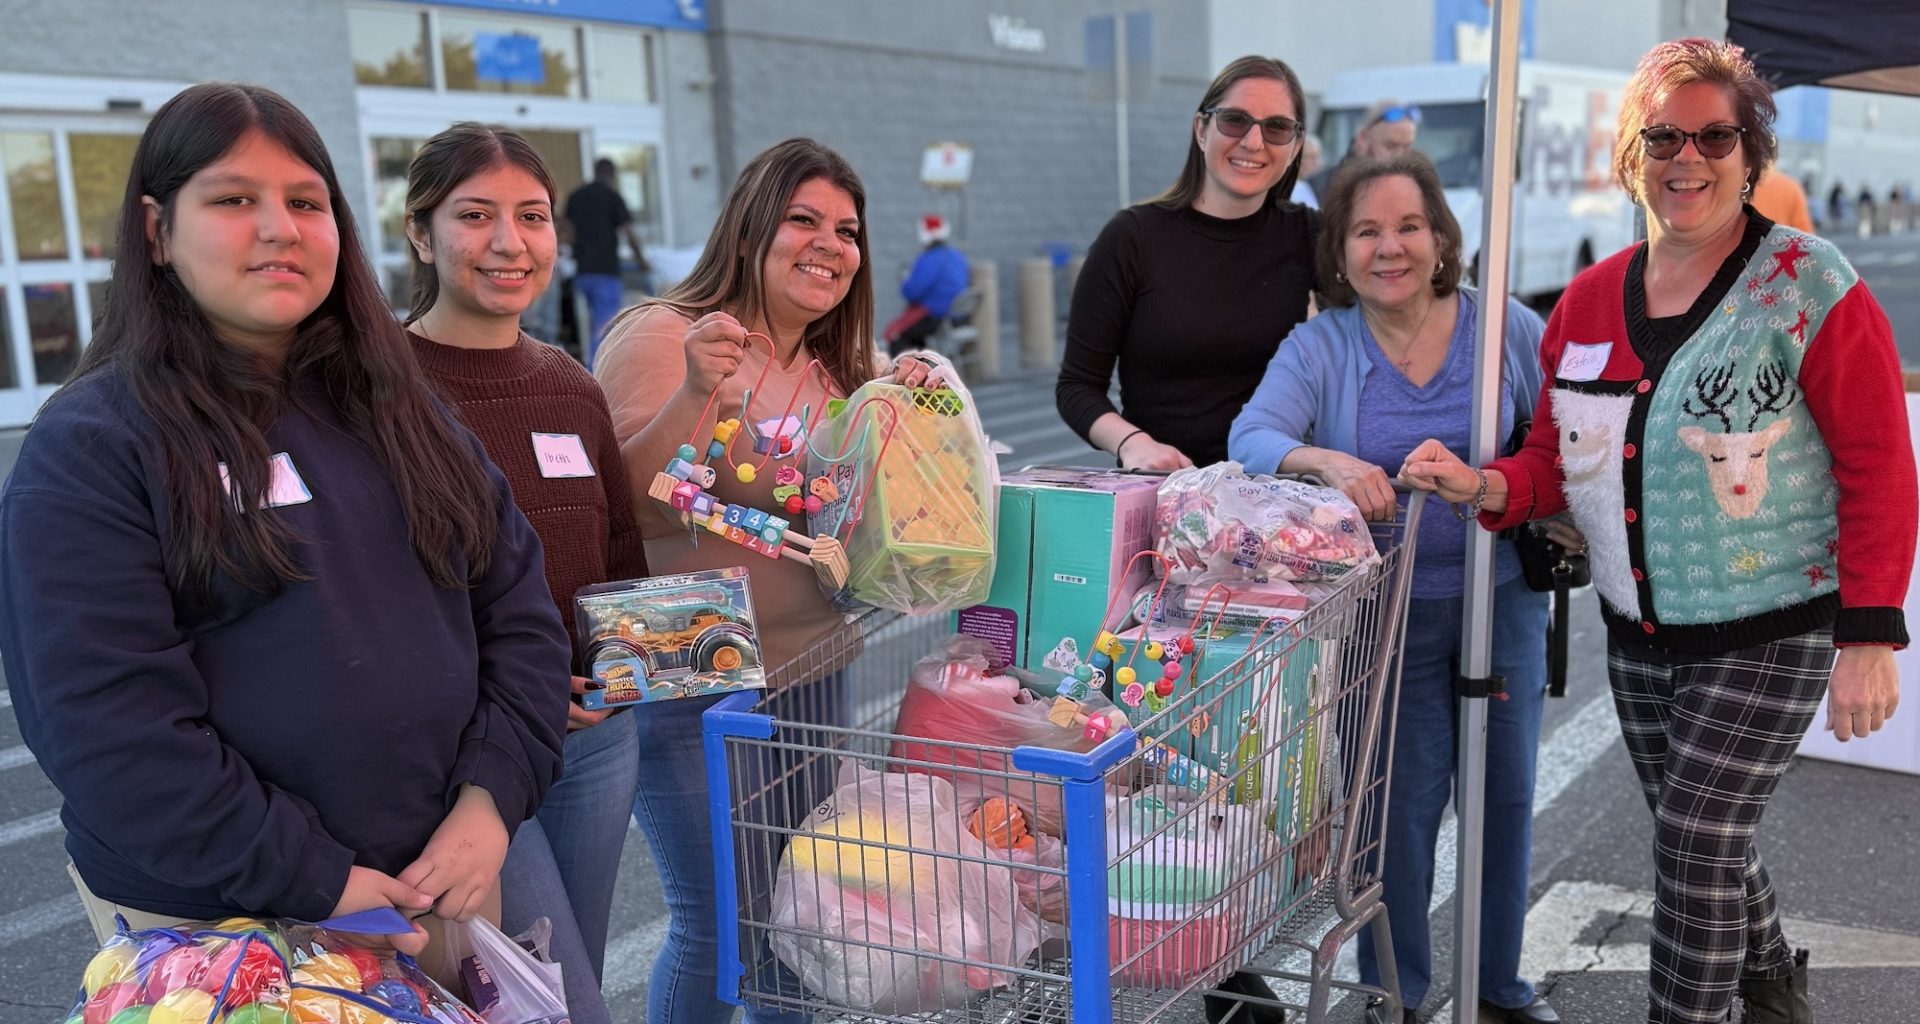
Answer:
[
  {"left": 770, "top": 767, "right": 1042, "bottom": 1014},
  {"left": 56, "top": 909, "right": 487, "bottom": 1024},
  {"left": 963, "top": 796, "right": 1067, "bottom": 923},
  {"left": 888, "top": 635, "right": 1127, "bottom": 837},
  {"left": 807, "top": 351, "right": 998, "bottom": 614},
  {"left": 1154, "top": 462, "right": 1379, "bottom": 585},
  {"left": 438, "top": 917, "right": 567, "bottom": 1024}
]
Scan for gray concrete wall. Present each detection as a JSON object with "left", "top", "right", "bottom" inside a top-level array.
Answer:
[
  {"left": 658, "top": 28, "right": 725, "bottom": 250},
  {"left": 0, "top": 0, "right": 369, "bottom": 223},
  {"left": 706, "top": 0, "right": 1209, "bottom": 336}
]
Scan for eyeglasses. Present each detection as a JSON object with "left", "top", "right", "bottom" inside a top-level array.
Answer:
[
  {"left": 1639, "top": 123, "right": 1746, "bottom": 160},
  {"left": 1368, "top": 104, "right": 1422, "bottom": 128},
  {"left": 1203, "top": 107, "right": 1303, "bottom": 146}
]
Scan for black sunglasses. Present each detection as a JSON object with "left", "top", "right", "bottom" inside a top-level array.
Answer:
[
  {"left": 1203, "top": 107, "right": 1303, "bottom": 147},
  {"left": 1639, "top": 123, "right": 1745, "bottom": 160}
]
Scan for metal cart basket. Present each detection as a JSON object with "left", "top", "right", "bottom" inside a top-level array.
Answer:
[{"left": 701, "top": 493, "right": 1426, "bottom": 1023}]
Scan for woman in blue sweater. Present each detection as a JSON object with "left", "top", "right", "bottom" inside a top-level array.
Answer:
[
  {"left": 0, "top": 84, "right": 569, "bottom": 959},
  {"left": 1229, "top": 152, "right": 1559, "bottom": 1024}
]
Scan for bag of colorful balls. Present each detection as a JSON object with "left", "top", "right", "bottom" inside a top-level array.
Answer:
[
  {"left": 62, "top": 908, "right": 488, "bottom": 1024},
  {"left": 807, "top": 351, "right": 999, "bottom": 615}
]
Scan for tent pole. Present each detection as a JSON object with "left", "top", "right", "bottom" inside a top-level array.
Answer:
[{"left": 1453, "top": 0, "right": 1524, "bottom": 1021}]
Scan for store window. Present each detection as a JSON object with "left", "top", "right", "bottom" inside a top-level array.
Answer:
[
  {"left": 25, "top": 283, "right": 79, "bottom": 385},
  {"left": 3, "top": 132, "right": 65, "bottom": 261},
  {"left": 372, "top": 135, "right": 428, "bottom": 256},
  {"left": 69, "top": 133, "right": 139, "bottom": 258},
  {"left": 441, "top": 12, "right": 582, "bottom": 98},
  {"left": 0, "top": 292, "right": 16, "bottom": 390},
  {"left": 591, "top": 27, "right": 654, "bottom": 103},
  {"left": 350, "top": 7, "right": 432, "bottom": 88}
]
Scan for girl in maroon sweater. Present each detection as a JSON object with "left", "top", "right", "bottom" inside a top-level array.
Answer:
[{"left": 402, "top": 124, "right": 648, "bottom": 1024}]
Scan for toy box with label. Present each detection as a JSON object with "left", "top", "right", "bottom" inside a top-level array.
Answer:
[
  {"left": 574, "top": 567, "right": 767, "bottom": 708},
  {"left": 955, "top": 467, "right": 1160, "bottom": 672}
]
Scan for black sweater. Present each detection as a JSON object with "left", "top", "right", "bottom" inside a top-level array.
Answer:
[
  {"left": 1055, "top": 200, "right": 1319, "bottom": 467},
  {"left": 0, "top": 368, "right": 570, "bottom": 921}
]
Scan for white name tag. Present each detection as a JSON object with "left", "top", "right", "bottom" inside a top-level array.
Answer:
[
  {"left": 218, "top": 452, "right": 313, "bottom": 510},
  {"left": 1555, "top": 341, "right": 1614, "bottom": 382},
  {"left": 531, "top": 432, "right": 596, "bottom": 479}
]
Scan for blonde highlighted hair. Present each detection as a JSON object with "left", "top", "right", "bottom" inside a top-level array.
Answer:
[{"left": 1613, "top": 38, "right": 1778, "bottom": 202}]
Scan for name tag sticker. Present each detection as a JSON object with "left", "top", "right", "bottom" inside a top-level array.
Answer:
[
  {"left": 532, "top": 432, "right": 596, "bottom": 479},
  {"left": 1556, "top": 341, "right": 1614, "bottom": 382},
  {"left": 218, "top": 452, "right": 313, "bottom": 510}
]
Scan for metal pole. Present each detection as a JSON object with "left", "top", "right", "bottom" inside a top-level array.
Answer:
[
  {"left": 1114, "top": 12, "right": 1130, "bottom": 208},
  {"left": 1454, "top": 1, "right": 1522, "bottom": 1020}
]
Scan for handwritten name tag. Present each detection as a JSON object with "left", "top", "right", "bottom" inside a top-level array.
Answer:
[
  {"left": 218, "top": 452, "right": 313, "bottom": 510},
  {"left": 531, "top": 432, "right": 596, "bottom": 479},
  {"left": 1555, "top": 341, "right": 1614, "bottom": 382}
]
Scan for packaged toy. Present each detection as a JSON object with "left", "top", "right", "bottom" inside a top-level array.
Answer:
[
  {"left": 1154, "top": 462, "right": 1379, "bottom": 584},
  {"left": 574, "top": 567, "right": 765, "bottom": 707}
]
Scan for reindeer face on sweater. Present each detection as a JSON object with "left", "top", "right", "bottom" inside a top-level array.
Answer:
[{"left": 1675, "top": 360, "right": 1799, "bottom": 519}]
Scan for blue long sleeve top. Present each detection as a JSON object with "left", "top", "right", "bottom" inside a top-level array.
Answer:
[
  {"left": 0, "top": 367, "right": 570, "bottom": 921},
  {"left": 899, "top": 243, "right": 971, "bottom": 318}
]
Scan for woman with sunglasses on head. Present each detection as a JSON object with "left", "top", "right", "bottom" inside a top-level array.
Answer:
[
  {"left": 1055, "top": 55, "right": 1319, "bottom": 471},
  {"left": 402, "top": 122, "right": 649, "bottom": 1024},
  {"left": 0, "top": 85, "right": 568, "bottom": 961},
  {"left": 594, "top": 137, "right": 939, "bottom": 1024},
  {"left": 1404, "top": 39, "right": 1913, "bottom": 1024}
]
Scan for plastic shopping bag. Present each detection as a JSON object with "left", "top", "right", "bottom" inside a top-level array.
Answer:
[
  {"left": 58, "top": 908, "right": 486, "bottom": 1024},
  {"left": 807, "top": 351, "right": 998, "bottom": 614},
  {"left": 888, "top": 634, "right": 1127, "bottom": 836},
  {"left": 439, "top": 916, "right": 567, "bottom": 1024},
  {"left": 1154, "top": 462, "right": 1379, "bottom": 585},
  {"left": 771, "top": 766, "right": 1042, "bottom": 1014}
]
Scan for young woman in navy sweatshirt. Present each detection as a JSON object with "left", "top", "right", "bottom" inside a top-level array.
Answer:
[
  {"left": 402, "top": 123, "right": 648, "bottom": 1023},
  {"left": 0, "top": 84, "right": 570, "bottom": 958}
]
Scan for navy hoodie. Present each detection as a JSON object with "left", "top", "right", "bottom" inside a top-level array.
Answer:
[{"left": 0, "top": 367, "right": 570, "bottom": 921}]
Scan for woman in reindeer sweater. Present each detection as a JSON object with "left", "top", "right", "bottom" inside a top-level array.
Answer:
[{"left": 1403, "top": 39, "right": 1913, "bottom": 1024}]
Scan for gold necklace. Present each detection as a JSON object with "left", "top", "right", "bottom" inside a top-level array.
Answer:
[{"left": 1363, "top": 297, "right": 1436, "bottom": 373}]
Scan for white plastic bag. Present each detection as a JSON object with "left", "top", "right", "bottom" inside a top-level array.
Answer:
[
  {"left": 1154, "top": 462, "right": 1379, "bottom": 584},
  {"left": 443, "top": 916, "right": 568, "bottom": 1024},
  {"left": 771, "top": 766, "right": 1042, "bottom": 1014}
]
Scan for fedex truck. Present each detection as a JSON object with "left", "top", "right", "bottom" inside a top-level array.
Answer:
[{"left": 1316, "top": 62, "right": 1637, "bottom": 303}]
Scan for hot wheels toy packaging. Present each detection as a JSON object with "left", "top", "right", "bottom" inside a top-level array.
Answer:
[{"left": 574, "top": 567, "right": 765, "bottom": 708}]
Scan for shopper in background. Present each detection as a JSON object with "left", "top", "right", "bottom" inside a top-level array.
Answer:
[
  {"left": 564, "top": 157, "right": 651, "bottom": 367},
  {"left": 882, "top": 213, "right": 971, "bottom": 357}
]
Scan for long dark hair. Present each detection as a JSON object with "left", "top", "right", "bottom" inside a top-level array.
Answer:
[
  {"left": 1150, "top": 55, "right": 1308, "bottom": 212},
  {"left": 66, "top": 82, "right": 498, "bottom": 600},
  {"left": 1316, "top": 152, "right": 1464, "bottom": 309},
  {"left": 604, "top": 138, "right": 874, "bottom": 397},
  {"left": 403, "top": 122, "right": 558, "bottom": 323}
]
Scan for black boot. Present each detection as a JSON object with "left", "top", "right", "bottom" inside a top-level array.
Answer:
[
  {"left": 1740, "top": 948, "right": 1812, "bottom": 1024},
  {"left": 1203, "top": 970, "right": 1287, "bottom": 1023}
]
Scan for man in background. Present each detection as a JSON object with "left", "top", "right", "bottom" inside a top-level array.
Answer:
[
  {"left": 562, "top": 157, "right": 650, "bottom": 367},
  {"left": 1308, "top": 100, "right": 1420, "bottom": 197},
  {"left": 882, "top": 214, "right": 971, "bottom": 358}
]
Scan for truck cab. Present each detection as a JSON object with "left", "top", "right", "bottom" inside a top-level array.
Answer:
[{"left": 1316, "top": 61, "right": 1637, "bottom": 303}]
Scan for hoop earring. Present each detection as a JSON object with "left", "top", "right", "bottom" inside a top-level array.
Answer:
[
  {"left": 1741, "top": 180, "right": 1754, "bottom": 199},
  {"left": 1432, "top": 260, "right": 1445, "bottom": 284},
  {"left": 1335, "top": 270, "right": 1346, "bottom": 283}
]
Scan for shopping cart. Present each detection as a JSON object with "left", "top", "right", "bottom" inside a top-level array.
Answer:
[{"left": 701, "top": 493, "right": 1426, "bottom": 1023}]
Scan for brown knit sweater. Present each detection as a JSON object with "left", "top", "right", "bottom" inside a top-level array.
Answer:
[{"left": 410, "top": 333, "right": 648, "bottom": 667}]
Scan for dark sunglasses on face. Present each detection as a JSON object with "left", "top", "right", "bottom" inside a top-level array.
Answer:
[
  {"left": 1639, "top": 123, "right": 1745, "bottom": 160},
  {"left": 1203, "top": 107, "right": 1303, "bottom": 146}
]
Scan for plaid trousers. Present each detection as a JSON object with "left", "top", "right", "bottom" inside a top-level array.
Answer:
[{"left": 1606, "top": 630, "right": 1833, "bottom": 1024}]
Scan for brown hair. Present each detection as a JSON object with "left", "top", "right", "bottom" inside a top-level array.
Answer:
[
  {"left": 606, "top": 138, "right": 873, "bottom": 397},
  {"left": 65, "top": 83, "right": 498, "bottom": 600},
  {"left": 1613, "top": 38, "right": 1777, "bottom": 201},
  {"left": 1149, "top": 55, "right": 1308, "bottom": 212},
  {"left": 1315, "top": 151, "right": 1464, "bottom": 309},
  {"left": 403, "top": 122, "right": 558, "bottom": 323}
]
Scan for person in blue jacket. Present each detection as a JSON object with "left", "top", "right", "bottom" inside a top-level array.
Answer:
[
  {"left": 0, "top": 83, "right": 569, "bottom": 960},
  {"left": 1229, "top": 152, "right": 1563, "bottom": 1024},
  {"left": 882, "top": 213, "right": 970, "bottom": 357}
]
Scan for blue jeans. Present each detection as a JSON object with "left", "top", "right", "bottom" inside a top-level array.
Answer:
[
  {"left": 632, "top": 677, "right": 847, "bottom": 1024},
  {"left": 499, "top": 713, "right": 641, "bottom": 1024},
  {"left": 1357, "top": 575, "right": 1550, "bottom": 1011},
  {"left": 574, "top": 273, "right": 624, "bottom": 368}
]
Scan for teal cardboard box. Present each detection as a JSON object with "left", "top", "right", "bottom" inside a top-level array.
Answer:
[{"left": 956, "top": 467, "right": 1161, "bottom": 672}]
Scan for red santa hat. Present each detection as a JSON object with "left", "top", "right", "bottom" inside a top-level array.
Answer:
[{"left": 917, "top": 214, "right": 951, "bottom": 245}]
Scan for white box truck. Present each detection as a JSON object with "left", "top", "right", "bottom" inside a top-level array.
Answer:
[{"left": 1316, "top": 62, "right": 1637, "bottom": 303}]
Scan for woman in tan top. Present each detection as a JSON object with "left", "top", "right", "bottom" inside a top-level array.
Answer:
[{"left": 594, "top": 137, "right": 938, "bottom": 1024}]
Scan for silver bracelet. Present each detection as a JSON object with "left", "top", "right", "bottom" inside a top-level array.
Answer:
[{"left": 1451, "top": 468, "right": 1488, "bottom": 521}]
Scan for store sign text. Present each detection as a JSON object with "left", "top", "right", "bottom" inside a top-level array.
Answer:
[{"left": 988, "top": 15, "right": 1045, "bottom": 53}]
